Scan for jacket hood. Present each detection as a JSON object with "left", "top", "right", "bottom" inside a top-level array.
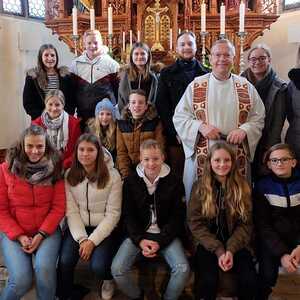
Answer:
[
  {"left": 120, "top": 103, "right": 158, "bottom": 121},
  {"left": 75, "top": 46, "right": 109, "bottom": 64},
  {"left": 27, "top": 66, "right": 70, "bottom": 78},
  {"left": 288, "top": 68, "right": 300, "bottom": 89},
  {"left": 136, "top": 162, "right": 170, "bottom": 180}
]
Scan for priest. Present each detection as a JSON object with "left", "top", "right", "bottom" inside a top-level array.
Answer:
[{"left": 173, "top": 39, "right": 265, "bottom": 200}]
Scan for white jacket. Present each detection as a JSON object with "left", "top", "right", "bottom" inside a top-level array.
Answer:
[{"left": 65, "top": 149, "right": 122, "bottom": 246}]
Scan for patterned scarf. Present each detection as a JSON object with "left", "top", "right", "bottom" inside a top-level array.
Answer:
[
  {"left": 11, "top": 157, "right": 54, "bottom": 185},
  {"left": 41, "top": 111, "right": 69, "bottom": 151}
]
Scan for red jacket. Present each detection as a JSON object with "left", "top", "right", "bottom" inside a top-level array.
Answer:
[
  {"left": 32, "top": 114, "right": 81, "bottom": 169},
  {"left": 0, "top": 163, "right": 66, "bottom": 240}
]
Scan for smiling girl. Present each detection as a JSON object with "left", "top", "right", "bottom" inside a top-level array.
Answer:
[
  {"left": 0, "top": 125, "right": 65, "bottom": 300},
  {"left": 118, "top": 42, "right": 158, "bottom": 114},
  {"left": 23, "top": 44, "right": 75, "bottom": 120},
  {"left": 57, "top": 133, "right": 122, "bottom": 300},
  {"left": 188, "top": 142, "right": 257, "bottom": 300},
  {"left": 32, "top": 89, "right": 81, "bottom": 169}
]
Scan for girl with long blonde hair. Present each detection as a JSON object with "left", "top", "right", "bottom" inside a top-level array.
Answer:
[
  {"left": 188, "top": 142, "right": 257, "bottom": 300},
  {"left": 88, "top": 98, "right": 117, "bottom": 160}
]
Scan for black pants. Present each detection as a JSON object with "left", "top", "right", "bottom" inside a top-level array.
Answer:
[
  {"left": 194, "top": 245, "right": 257, "bottom": 300},
  {"left": 256, "top": 247, "right": 282, "bottom": 300}
]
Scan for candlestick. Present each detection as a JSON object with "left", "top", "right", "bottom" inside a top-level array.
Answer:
[
  {"left": 220, "top": 3, "right": 225, "bottom": 36},
  {"left": 72, "top": 6, "right": 78, "bottom": 36},
  {"left": 108, "top": 5, "right": 113, "bottom": 35},
  {"left": 239, "top": 1, "right": 245, "bottom": 33},
  {"left": 169, "top": 28, "right": 172, "bottom": 51},
  {"left": 90, "top": 7, "right": 95, "bottom": 30},
  {"left": 200, "top": 31, "right": 208, "bottom": 65},
  {"left": 129, "top": 30, "right": 133, "bottom": 48},
  {"left": 122, "top": 31, "right": 126, "bottom": 52},
  {"left": 201, "top": 1, "right": 206, "bottom": 33},
  {"left": 237, "top": 31, "right": 247, "bottom": 73},
  {"left": 137, "top": 30, "right": 141, "bottom": 42}
]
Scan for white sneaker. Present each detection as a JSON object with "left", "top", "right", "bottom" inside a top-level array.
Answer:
[{"left": 101, "top": 280, "right": 115, "bottom": 300}]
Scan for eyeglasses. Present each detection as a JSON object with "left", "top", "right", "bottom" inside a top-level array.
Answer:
[
  {"left": 269, "top": 157, "right": 294, "bottom": 165},
  {"left": 248, "top": 56, "right": 268, "bottom": 63}
]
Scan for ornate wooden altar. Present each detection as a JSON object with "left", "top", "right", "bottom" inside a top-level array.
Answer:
[{"left": 45, "top": 0, "right": 279, "bottom": 69}]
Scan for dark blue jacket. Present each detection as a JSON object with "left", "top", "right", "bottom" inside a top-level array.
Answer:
[{"left": 254, "top": 169, "right": 300, "bottom": 258}]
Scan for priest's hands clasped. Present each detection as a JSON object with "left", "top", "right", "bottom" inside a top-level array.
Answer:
[{"left": 199, "top": 123, "right": 246, "bottom": 144}]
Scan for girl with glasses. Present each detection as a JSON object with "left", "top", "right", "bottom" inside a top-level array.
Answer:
[
  {"left": 254, "top": 143, "right": 300, "bottom": 300},
  {"left": 241, "top": 44, "right": 287, "bottom": 181}
]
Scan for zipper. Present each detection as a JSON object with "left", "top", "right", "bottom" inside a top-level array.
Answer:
[
  {"left": 283, "top": 182, "right": 291, "bottom": 208},
  {"left": 91, "top": 64, "right": 94, "bottom": 83},
  {"left": 86, "top": 182, "right": 91, "bottom": 226}
]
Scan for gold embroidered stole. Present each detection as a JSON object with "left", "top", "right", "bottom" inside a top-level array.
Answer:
[{"left": 193, "top": 75, "right": 251, "bottom": 177}]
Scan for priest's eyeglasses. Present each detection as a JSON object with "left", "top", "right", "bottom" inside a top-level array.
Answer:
[
  {"left": 269, "top": 157, "right": 293, "bottom": 165},
  {"left": 248, "top": 56, "right": 268, "bottom": 63}
]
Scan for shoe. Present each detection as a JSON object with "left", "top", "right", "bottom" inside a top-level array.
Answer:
[{"left": 101, "top": 280, "right": 115, "bottom": 300}]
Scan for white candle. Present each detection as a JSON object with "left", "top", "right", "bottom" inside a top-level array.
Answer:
[
  {"left": 137, "top": 30, "right": 141, "bottom": 42},
  {"left": 108, "top": 5, "right": 113, "bottom": 35},
  {"left": 129, "top": 30, "right": 133, "bottom": 48},
  {"left": 239, "top": 1, "right": 245, "bottom": 33},
  {"left": 201, "top": 2, "right": 206, "bottom": 33},
  {"left": 90, "top": 7, "right": 95, "bottom": 30},
  {"left": 220, "top": 3, "right": 225, "bottom": 35},
  {"left": 72, "top": 6, "right": 78, "bottom": 36},
  {"left": 122, "top": 31, "right": 126, "bottom": 52},
  {"left": 169, "top": 28, "right": 172, "bottom": 50},
  {"left": 178, "top": 28, "right": 181, "bottom": 35}
]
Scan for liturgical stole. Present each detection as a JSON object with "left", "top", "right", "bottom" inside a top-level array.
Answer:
[{"left": 192, "top": 76, "right": 251, "bottom": 177}]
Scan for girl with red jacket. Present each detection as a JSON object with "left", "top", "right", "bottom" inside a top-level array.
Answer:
[
  {"left": 0, "top": 125, "right": 65, "bottom": 300},
  {"left": 32, "top": 89, "right": 81, "bottom": 169}
]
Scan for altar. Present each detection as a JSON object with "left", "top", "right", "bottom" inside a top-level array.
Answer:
[{"left": 45, "top": 0, "right": 279, "bottom": 71}]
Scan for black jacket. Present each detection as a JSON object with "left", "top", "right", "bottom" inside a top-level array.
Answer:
[
  {"left": 156, "top": 59, "right": 208, "bottom": 145},
  {"left": 23, "top": 66, "right": 75, "bottom": 120},
  {"left": 122, "top": 171, "right": 186, "bottom": 249}
]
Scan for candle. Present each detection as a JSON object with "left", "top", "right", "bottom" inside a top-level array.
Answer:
[
  {"left": 72, "top": 6, "right": 78, "bottom": 36},
  {"left": 137, "top": 30, "right": 141, "bottom": 42},
  {"left": 129, "top": 30, "right": 133, "bottom": 48},
  {"left": 239, "top": 1, "right": 245, "bottom": 33},
  {"left": 201, "top": 1, "right": 206, "bottom": 33},
  {"left": 122, "top": 31, "right": 126, "bottom": 52},
  {"left": 178, "top": 28, "right": 181, "bottom": 35},
  {"left": 108, "top": 5, "right": 113, "bottom": 35},
  {"left": 220, "top": 3, "right": 225, "bottom": 35},
  {"left": 90, "top": 7, "right": 95, "bottom": 30},
  {"left": 169, "top": 28, "right": 172, "bottom": 50}
]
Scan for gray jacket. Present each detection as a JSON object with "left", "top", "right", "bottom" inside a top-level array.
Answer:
[{"left": 117, "top": 70, "right": 158, "bottom": 115}]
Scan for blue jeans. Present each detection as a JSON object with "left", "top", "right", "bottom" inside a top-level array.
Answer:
[
  {"left": 0, "top": 230, "right": 61, "bottom": 300},
  {"left": 111, "top": 238, "right": 190, "bottom": 300},
  {"left": 57, "top": 228, "right": 119, "bottom": 299}
]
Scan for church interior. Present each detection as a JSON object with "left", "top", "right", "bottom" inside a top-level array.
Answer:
[
  {"left": 0, "top": 0, "right": 300, "bottom": 299},
  {"left": 0, "top": 0, "right": 299, "bottom": 149}
]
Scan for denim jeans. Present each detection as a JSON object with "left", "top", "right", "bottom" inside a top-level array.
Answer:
[
  {"left": 0, "top": 229, "right": 61, "bottom": 300},
  {"left": 111, "top": 237, "right": 190, "bottom": 300},
  {"left": 57, "top": 228, "right": 119, "bottom": 299}
]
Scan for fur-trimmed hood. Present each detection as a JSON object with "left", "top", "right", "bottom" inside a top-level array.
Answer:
[
  {"left": 120, "top": 103, "right": 158, "bottom": 122},
  {"left": 27, "top": 66, "right": 70, "bottom": 78},
  {"left": 26, "top": 66, "right": 70, "bottom": 91}
]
